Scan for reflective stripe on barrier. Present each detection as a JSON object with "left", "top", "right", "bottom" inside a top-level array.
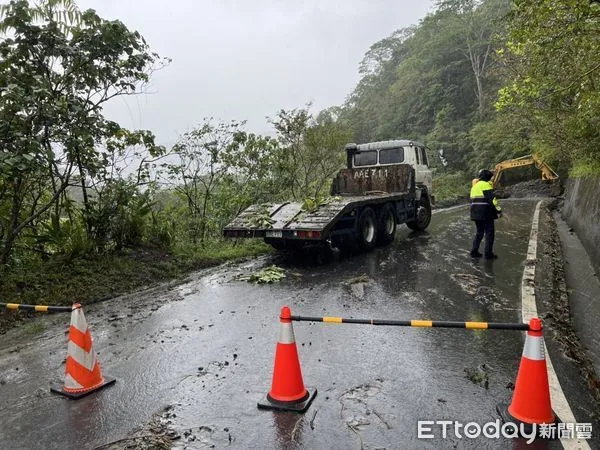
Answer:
[
  {"left": 0, "top": 303, "right": 72, "bottom": 313},
  {"left": 290, "top": 315, "right": 530, "bottom": 331}
]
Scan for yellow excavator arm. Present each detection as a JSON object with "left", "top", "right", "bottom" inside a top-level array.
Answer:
[{"left": 490, "top": 154, "right": 559, "bottom": 188}]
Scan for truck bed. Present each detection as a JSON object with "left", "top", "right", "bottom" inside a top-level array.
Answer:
[
  {"left": 223, "top": 192, "right": 412, "bottom": 239},
  {"left": 223, "top": 164, "right": 416, "bottom": 240}
]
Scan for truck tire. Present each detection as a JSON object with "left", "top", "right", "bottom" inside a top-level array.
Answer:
[
  {"left": 358, "top": 207, "right": 378, "bottom": 251},
  {"left": 407, "top": 196, "right": 432, "bottom": 231},
  {"left": 377, "top": 203, "right": 396, "bottom": 245}
]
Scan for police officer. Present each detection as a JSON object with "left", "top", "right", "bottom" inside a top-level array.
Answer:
[{"left": 470, "top": 169, "right": 502, "bottom": 259}]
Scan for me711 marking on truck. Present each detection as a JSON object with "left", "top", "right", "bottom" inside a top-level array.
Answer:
[{"left": 353, "top": 168, "right": 389, "bottom": 180}]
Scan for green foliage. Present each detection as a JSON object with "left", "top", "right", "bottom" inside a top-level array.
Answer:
[
  {"left": 496, "top": 0, "right": 600, "bottom": 173},
  {"left": 0, "top": 250, "right": 173, "bottom": 308},
  {"left": 300, "top": 195, "right": 342, "bottom": 214},
  {"left": 85, "top": 180, "right": 153, "bottom": 251},
  {"left": 300, "top": 197, "right": 323, "bottom": 214},
  {"left": 0, "top": 0, "right": 167, "bottom": 265},
  {"left": 12, "top": 0, "right": 600, "bottom": 314},
  {"left": 338, "top": 0, "right": 511, "bottom": 174},
  {"left": 335, "top": 0, "right": 600, "bottom": 176},
  {"left": 0, "top": 0, "right": 355, "bottom": 279},
  {"left": 270, "top": 106, "right": 351, "bottom": 200},
  {"left": 36, "top": 216, "right": 94, "bottom": 261},
  {"left": 570, "top": 159, "right": 600, "bottom": 178},
  {"left": 161, "top": 120, "right": 283, "bottom": 243},
  {"left": 467, "top": 110, "right": 533, "bottom": 172},
  {"left": 156, "top": 111, "right": 351, "bottom": 243},
  {"left": 238, "top": 265, "right": 286, "bottom": 284},
  {"left": 245, "top": 205, "right": 276, "bottom": 229},
  {"left": 0, "top": 0, "right": 81, "bottom": 32},
  {"left": 173, "top": 239, "right": 270, "bottom": 264}
]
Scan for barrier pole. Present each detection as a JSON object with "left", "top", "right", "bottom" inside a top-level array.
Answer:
[
  {"left": 290, "top": 315, "right": 530, "bottom": 331},
  {"left": 0, "top": 303, "right": 73, "bottom": 313}
]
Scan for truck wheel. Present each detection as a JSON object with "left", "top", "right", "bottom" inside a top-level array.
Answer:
[
  {"left": 407, "top": 196, "right": 432, "bottom": 231},
  {"left": 377, "top": 204, "right": 396, "bottom": 245},
  {"left": 358, "top": 207, "right": 378, "bottom": 251}
]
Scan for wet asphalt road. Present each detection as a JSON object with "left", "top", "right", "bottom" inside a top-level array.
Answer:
[{"left": 0, "top": 200, "right": 591, "bottom": 449}]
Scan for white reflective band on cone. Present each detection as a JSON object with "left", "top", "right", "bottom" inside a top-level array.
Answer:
[
  {"left": 71, "top": 309, "right": 88, "bottom": 334},
  {"left": 278, "top": 322, "right": 296, "bottom": 344},
  {"left": 67, "top": 341, "right": 97, "bottom": 371},
  {"left": 522, "top": 335, "right": 545, "bottom": 361},
  {"left": 64, "top": 373, "right": 84, "bottom": 390}
]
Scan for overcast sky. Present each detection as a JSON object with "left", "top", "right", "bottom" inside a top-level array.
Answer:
[{"left": 78, "top": 0, "right": 434, "bottom": 144}]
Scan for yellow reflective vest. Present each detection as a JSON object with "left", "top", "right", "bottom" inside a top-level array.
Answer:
[{"left": 470, "top": 180, "right": 501, "bottom": 221}]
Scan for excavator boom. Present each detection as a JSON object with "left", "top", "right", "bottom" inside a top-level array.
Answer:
[{"left": 491, "top": 154, "right": 558, "bottom": 188}]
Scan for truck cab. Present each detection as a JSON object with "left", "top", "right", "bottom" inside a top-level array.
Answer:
[{"left": 345, "top": 140, "right": 433, "bottom": 198}]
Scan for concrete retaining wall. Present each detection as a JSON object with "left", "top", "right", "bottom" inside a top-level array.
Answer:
[{"left": 562, "top": 177, "right": 600, "bottom": 273}]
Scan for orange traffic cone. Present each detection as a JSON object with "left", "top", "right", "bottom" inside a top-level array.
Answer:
[
  {"left": 51, "top": 304, "right": 115, "bottom": 399},
  {"left": 497, "top": 317, "right": 557, "bottom": 434},
  {"left": 257, "top": 306, "right": 317, "bottom": 413}
]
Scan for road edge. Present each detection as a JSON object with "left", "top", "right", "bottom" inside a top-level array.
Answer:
[{"left": 521, "top": 200, "right": 591, "bottom": 449}]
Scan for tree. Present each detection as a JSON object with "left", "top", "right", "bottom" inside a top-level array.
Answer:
[
  {"left": 161, "top": 120, "right": 246, "bottom": 244},
  {"left": 159, "top": 119, "right": 286, "bottom": 244},
  {"left": 436, "top": 0, "right": 510, "bottom": 117},
  {"left": 339, "top": 0, "right": 513, "bottom": 172},
  {"left": 0, "top": 0, "right": 167, "bottom": 265},
  {"left": 341, "top": 28, "right": 415, "bottom": 143},
  {"left": 270, "top": 107, "right": 351, "bottom": 201},
  {"left": 496, "top": 0, "right": 600, "bottom": 174},
  {"left": 218, "top": 132, "right": 282, "bottom": 217}
]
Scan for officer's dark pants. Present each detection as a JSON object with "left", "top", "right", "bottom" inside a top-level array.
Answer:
[{"left": 472, "top": 219, "right": 495, "bottom": 256}]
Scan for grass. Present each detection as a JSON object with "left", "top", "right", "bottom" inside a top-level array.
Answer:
[
  {"left": 0, "top": 239, "right": 271, "bottom": 312},
  {"left": 23, "top": 321, "right": 45, "bottom": 336},
  {"left": 173, "top": 239, "right": 270, "bottom": 266}
]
